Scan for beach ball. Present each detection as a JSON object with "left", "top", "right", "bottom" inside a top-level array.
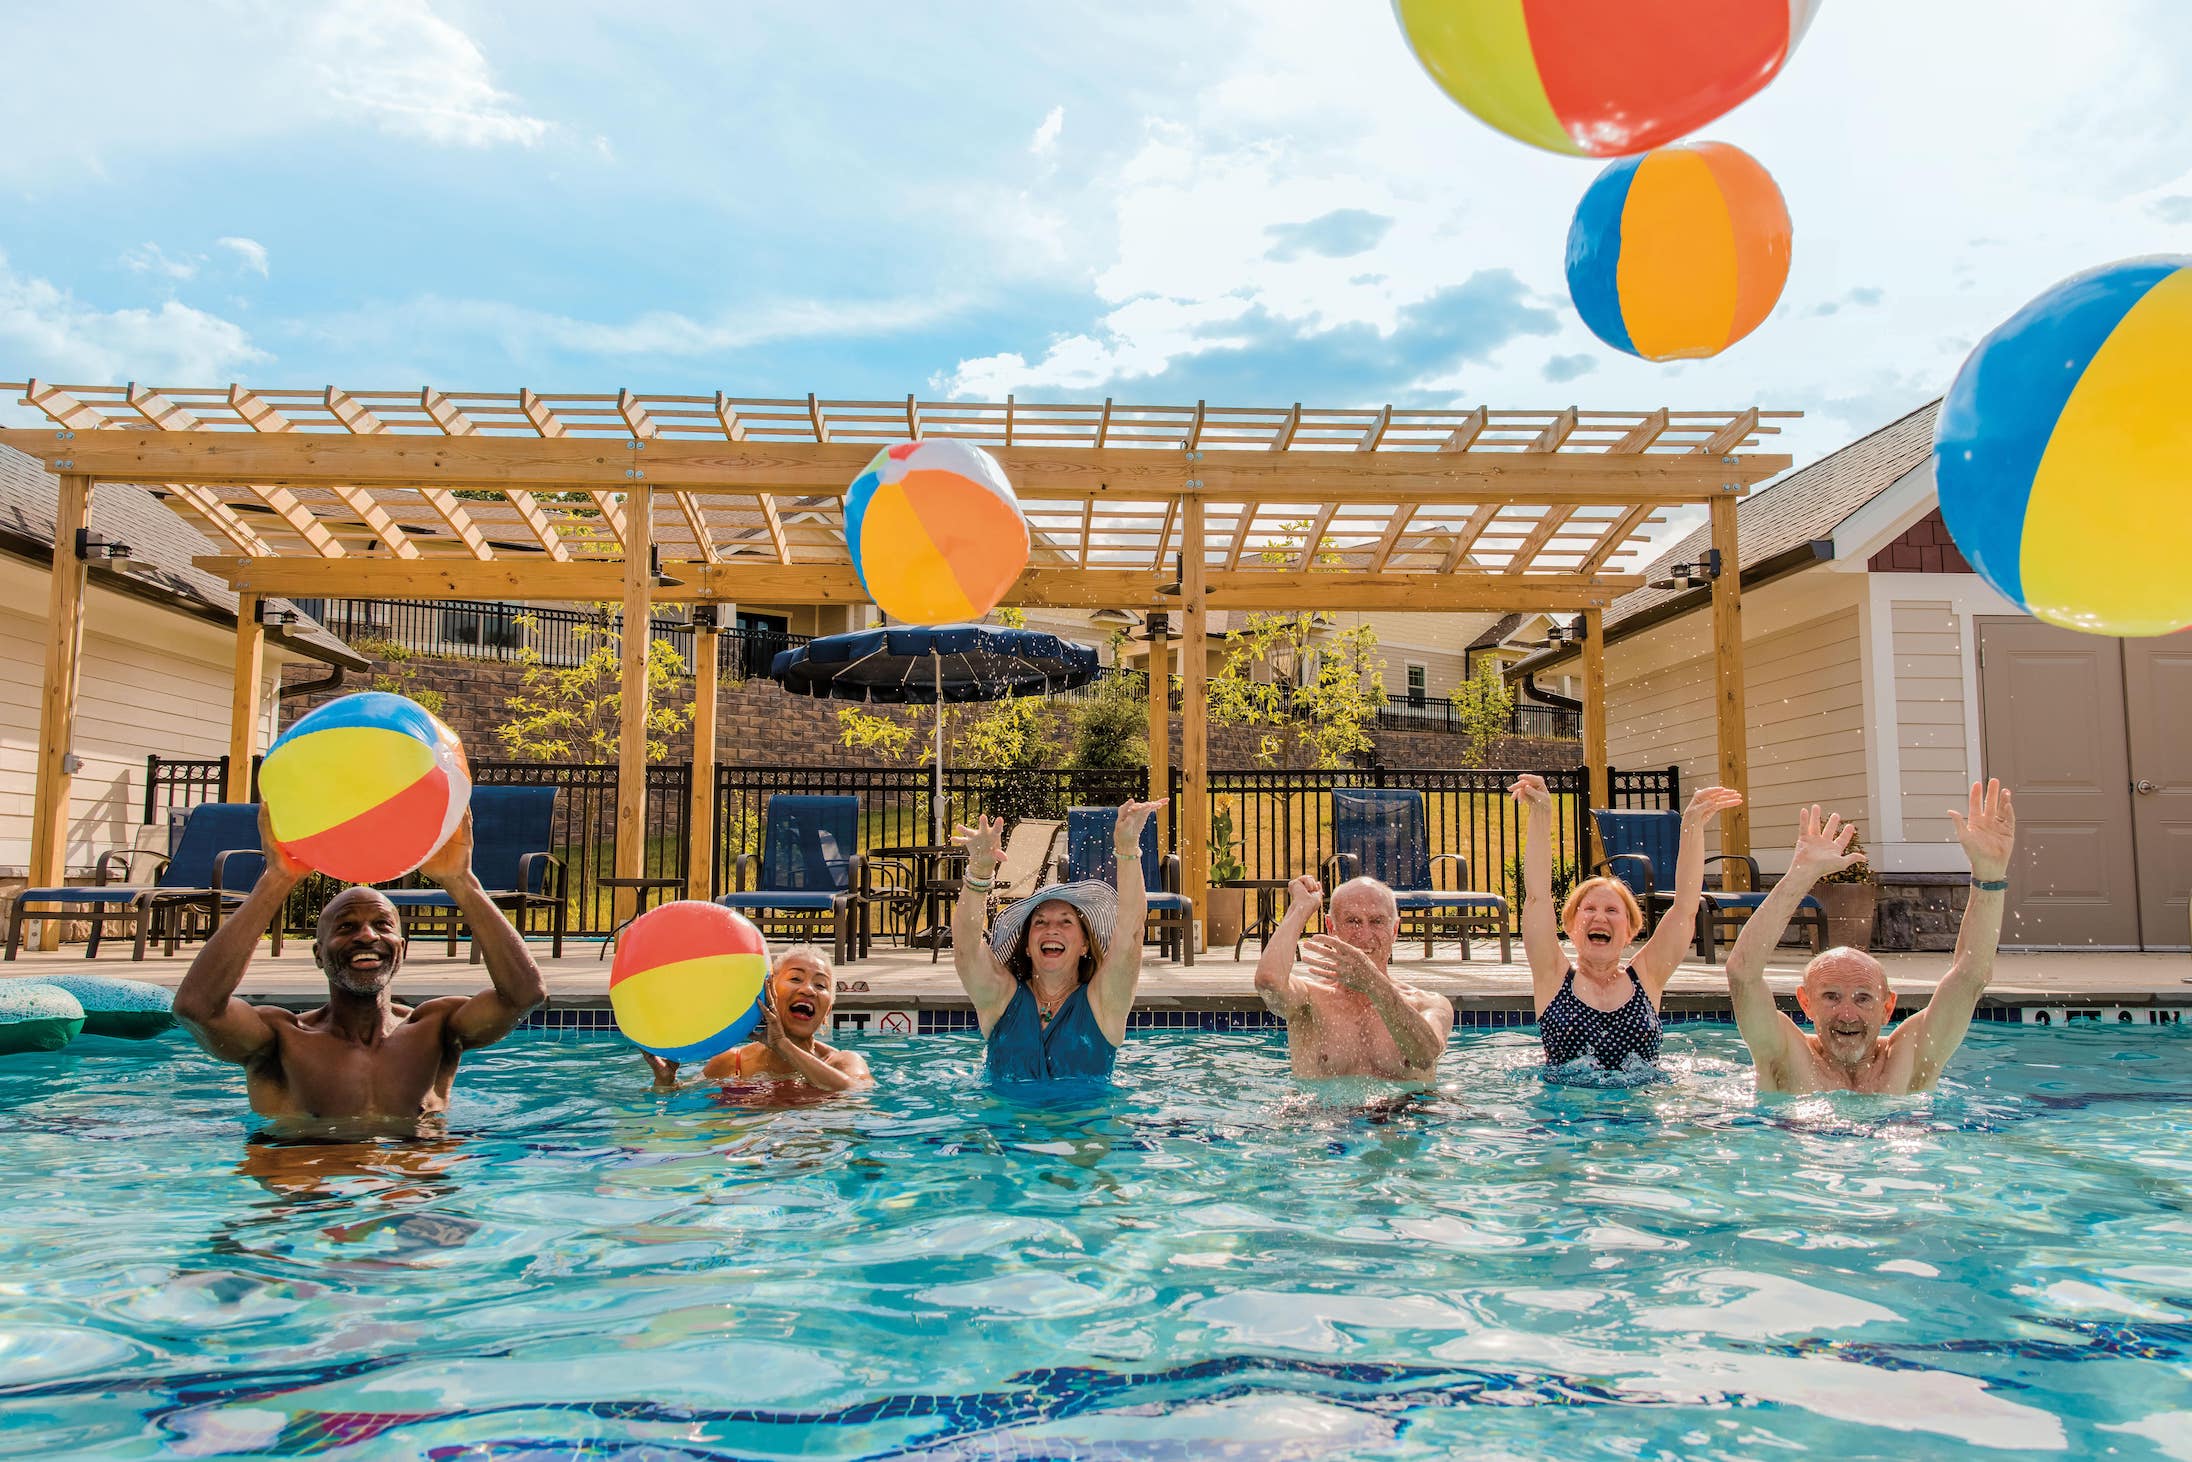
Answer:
[
  {"left": 609, "top": 902, "right": 771, "bottom": 1062},
  {"left": 846, "top": 438, "right": 1030, "bottom": 625},
  {"left": 1393, "top": 0, "right": 1817, "bottom": 158},
  {"left": 1934, "top": 257, "right": 2192, "bottom": 638},
  {"left": 1565, "top": 141, "right": 1791, "bottom": 362},
  {"left": 260, "top": 692, "right": 470, "bottom": 884}
]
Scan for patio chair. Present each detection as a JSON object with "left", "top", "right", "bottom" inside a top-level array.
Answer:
[
  {"left": 1058, "top": 806, "right": 1194, "bottom": 966},
  {"left": 383, "top": 786, "right": 566, "bottom": 959},
  {"left": 908, "top": 815, "right": 1061, "bottom": 965},
  {"left": 716, "top": 794, "right": 869, "bottom": 964},
  {"left": 1590, "top": 807, "right": 1826, "bottom": 962},
  {"left": 1327, "top": 787, "right": 1511, "bottom": 961},
  {"left": 6, "top": 802, "right": 271, "bottom": 962}
]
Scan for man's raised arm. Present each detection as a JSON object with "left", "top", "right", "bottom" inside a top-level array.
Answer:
[
  {"left": 1725, "top": 806, "right": 1861, "bottom": 1082},
  {"left": 422, "top": 816, "right": 548, "bottom": 1049},
  {"left": 174, "top": 808, "right": 304, "bottom": 1066},
  {"left": 1253, "top": 875, "right": 1323, "bottom": 1019},
  {"left": 1902, "top": 780, "right": 2016, "bottom": 1087}
]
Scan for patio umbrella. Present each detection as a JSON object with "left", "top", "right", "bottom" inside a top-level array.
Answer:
[{"left": 769, "top": 622, "right": 1102, "bottom": 845}]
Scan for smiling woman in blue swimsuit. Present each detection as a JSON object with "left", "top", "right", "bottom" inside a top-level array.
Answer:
[
  {"left": 950, "top": 799, "right": 1166, "bottom": 1084},
  {"left": 1508, "top": 775, "right": 1745, "bottom": 1072}
]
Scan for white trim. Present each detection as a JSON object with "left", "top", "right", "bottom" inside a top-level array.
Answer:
[
  {"left": 1828, "top": 457, "right": 1941, "bottom": 567},
  {"left": 1859, "top": 574, "right": 1904, "bottom": 845}
]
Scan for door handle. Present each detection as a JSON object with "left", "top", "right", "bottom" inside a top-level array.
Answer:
[{"left": 2134, "top": 780, "right": 2161, "bottom": 795}]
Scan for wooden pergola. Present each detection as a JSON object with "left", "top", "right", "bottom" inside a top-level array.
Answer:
[{"left": 1, "top": 380, "right": 1792, "bottom": 945}]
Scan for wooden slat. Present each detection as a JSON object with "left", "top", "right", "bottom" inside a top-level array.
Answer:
[
  {"left": 1293, "top": 503, "right": 1339, "bottom": 569},
  {"left": 1358, "top": 404, "right": 1392, "bottom": 452},
  {"left": 1095, "top": 397, "right": 1112, "bottom": 447},
  {"left": 1503, "top": 505, "right": 1578, "bottom": 575},
  {"left": 624, "top": 390, "right": 715, "bottom": 563},
  {"left": 754, "top": 491, "right": 790, "bottom": 565},
  {"left": 16, "top": 384, "right": 271, "bottom": 555},
  {"left": 903, "top": 394, "right": 919, "bottom": 439},
  {"left": 1694, "top": 406, "right": 1761, "bottom": 456},
  {"left": 1527, "top": 407, "right": 1579, "bottom": 453},
  {"left": 1185, "top": 400, "right": 1206, "bottom": 450},
  {"left": 1581, "top": 505, "right": 1654, "bottom": 573},
  {"left": 417, "top": 390, "right": 566, "bottom": 560},
  {"left": 808, "top": 393, "right": 831, "bottom": 443},
  {"left": 1151, "top": 496, "right": 1179, "bottom": 573},
  {"left": 1272, "top": 403, "right": 1301, "bottom": 451},
  {"left": 328, "top": 391, "right": 491, "bottom": 561},
  {"left": 1202, "top": 571, "right": 1632, "bottom": 612},
  {"left": 1607, "top": 408, "right": 1669, "bottom": 454},
  {"left": 1439, "top": 406, "right": 1488, "bottom": 452},
  {"left": 20, "top": 378, "right": 106, "bottom": 431},
  {"left": 232, "top": 386, "right": 421, "bottom": 559},
  {"left": 133, "top": 386, "right": 343, "bottom": 557},
  {"left": 1225, "top": 501, "right": 1260, "bottom": 570},
  {"left": 1079, "top": 499, "right": 1095, "bottom": 568},
  {"left": 714, "top": 392, "right": 749, "bottom": 443},
  {"left": 524, "top": 388, "right": 625, "bottom": 551},
  {"left": 1440, "top": 504, "right": 1503, "bottom": 571},
  {"left": 1368, "top": 503, "right": 1420, "bottom": 572}
]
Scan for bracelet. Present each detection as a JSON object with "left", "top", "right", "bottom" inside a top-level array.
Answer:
[
  {"left": 962, "top": 874, "right": 995, "bottom": 891},
  {"left": 1971, "top": 877, "right": 2009, "bottom": 892}
]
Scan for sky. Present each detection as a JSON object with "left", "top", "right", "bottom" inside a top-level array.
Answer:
[{"left": 2, "top": 0, "right": 2189, "bottom": 558}]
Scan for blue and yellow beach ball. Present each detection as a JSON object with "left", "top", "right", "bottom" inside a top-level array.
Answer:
[
  {"left": 260, "top": 692, "right": 470, "bottom": 884},
  {"left": 1394, "top": 0, "right": 1817, "bottom": 158},
  {"left": 1566, "top": 141, "right": 1791, "bottom": 362},
  {"left": 1935, "top": 257, "right": 2192, "bottom": 638},
  {"left": 846, "top": 438, "right": 1030, "bottom": 625},
  {"left": 610, "top": 902, "right": 770, "bottom": 1062}
]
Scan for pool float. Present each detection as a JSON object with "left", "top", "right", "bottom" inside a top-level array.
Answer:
[
  {"left": 260, "top": 691, "right": 471, "bottom": 884},
  {"left": 27, "top": 974, "right": 174, "bottom": 1040},
  {"left": 610, "top": 902, "right": 771, "bottom": 1062},
  {"left": 846, "top": 438, "right": 1030, "bottom": 625},
  {"left": 0, "top": 980, "right": 86, "bottom": 1054},
  {"left": 1934, "top": 255, "right": 2192, "bottom": 637}
]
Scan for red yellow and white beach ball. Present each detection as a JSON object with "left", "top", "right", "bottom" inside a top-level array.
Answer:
[{"left": 845, "top": 438, "right": 1030, "bottom": 625}]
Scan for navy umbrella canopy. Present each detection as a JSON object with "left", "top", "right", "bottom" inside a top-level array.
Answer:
[{"left": 770, "top": 623, "right": 1102, "bottom": 841}]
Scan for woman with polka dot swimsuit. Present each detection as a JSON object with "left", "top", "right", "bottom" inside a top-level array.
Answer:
[{"left": 1508, "top": 776, "right": 1745, "bottom": 1071}]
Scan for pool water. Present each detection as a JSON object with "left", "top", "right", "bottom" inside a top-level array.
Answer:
[{"left": 3, "top": 1027, "right": 2191, "bottom": 1460}]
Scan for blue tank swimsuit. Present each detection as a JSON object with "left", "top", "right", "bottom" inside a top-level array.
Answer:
[
  {"left": 1540, "top": 965, "right": 1662, "bottom": 1069},
  {"left": 985, "top": 982, "right": 1118, "bottom": 1083}
]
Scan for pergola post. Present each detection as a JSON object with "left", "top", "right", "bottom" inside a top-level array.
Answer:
[
  {"left": 615, "top": 489, "right": 654, "bottom": 925},
  {"left": 1709, "top": 496, "right": 1751, "bottom": 885},
  {"left": 1178, "top": 498, "right": 1209, "bottom": 942},
  {"left": 1145, "top": 613, "right": 1170, "bottom": 843},
  {"left": 229, "top": 593, "right": 265, "bottom": 802},
  {"left": 1580, "top": 606, "right": 1608, "bottom": 866},
  {"left": 28, "top": 474, "right": 92, "bottom": 951},
  {"left": 687, "top": 608, "right": 719, "bottom": 899}
]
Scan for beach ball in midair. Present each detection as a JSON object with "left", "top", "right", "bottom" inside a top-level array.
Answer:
[
  {"left": 610, "top": 902, "right": 771, "bottom": 1062},
  {"left": 260, "top": 692, "right": 470, "bottom": 884},
  {"left": 1565, "top": 141, "right": 1791, "bottom": 362},
  {"left": 1393, "top": 0, "right": 1817, "bottom": 158},
  {"left": 846, "top": 438, "right": 1030, "bottom": 625},
  {"left": 1934, "top": 256, "right": 2192, "bottom": 638}
]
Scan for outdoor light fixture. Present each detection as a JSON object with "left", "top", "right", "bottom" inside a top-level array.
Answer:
[
  {"left": 74, "top": 528, "right": 133, "bottom": 562},
  {"left": 1156, "top": 553, "right": 1183, "bottom": 597},
  {"left": 649, "top": 544, "right": 684, "bottom": 588},
  {"left": 1648, "top": 548, "right": 1724, "bottom": 591},
  {"left": 1537, "top": 615, "right": 1587, "bottom": 650},
  {"left": 254, "top": 600, "right": 298, "bottom": 628},
  {"left": 1139, "top": 610, "right": 1171, "bottom": 640},
  {"left": 691, "top": 603, "right": 721, "bottom": 629}
]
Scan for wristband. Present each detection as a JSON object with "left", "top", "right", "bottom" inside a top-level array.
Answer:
[
  {"left": 1970, "top": 877, "right": 2008, "bottom": 892},
  {"left": 963, "top": 873, "right": 994, "bottom": 891}
]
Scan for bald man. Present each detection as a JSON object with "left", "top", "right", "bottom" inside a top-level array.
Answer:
[
  {"left": 1724, "top": 781, "right": 2016, "bottom": 1094},
  {"left": 1254, "top": 874, "right": 1454, "bottom": 1083},
  {"left": 174, "top": 807, "right": 546, "bottom": 1134}
]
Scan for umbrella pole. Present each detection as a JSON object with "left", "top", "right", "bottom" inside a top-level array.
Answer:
[{"left": 933, "top": 653, "right": 946, "bottom": 847}]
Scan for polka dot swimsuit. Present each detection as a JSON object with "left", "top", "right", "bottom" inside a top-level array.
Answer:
[{"left": 1539, "top": 965, "right": 1662, "bottom": 1069}]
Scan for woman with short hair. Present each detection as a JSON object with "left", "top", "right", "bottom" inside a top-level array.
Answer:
[
  {"left": 642, "top": 944, "right": 872, "bottom": 1091},
  {"left": 1509, "top": 775, "right": 1744, "bottom": 1071}
]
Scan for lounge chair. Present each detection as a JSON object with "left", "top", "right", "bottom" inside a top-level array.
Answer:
[
  {"left": 383, "top": 785, "right": 566, "bottom": 959},
  {"left": 6, "top": 802, "right": 271, "bottom": 961},
  {"left": 716, "top": 794, "right": 868, "bottom": 964},
  {"left": 1059, "top": 806, "right": 1194, "bottom": 965},
  {"left": 909, "top": 816, "right": 1061, "bottom": 965},
  {"left": 1327, "top": 787, "right": 1512, "bottom": 960},
  {"left": 1590, "top": 807, "right": 1826, "bottom": 961}
]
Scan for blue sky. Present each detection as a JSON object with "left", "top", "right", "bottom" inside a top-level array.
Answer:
[{"left": 3, "top": 1, "right": 2189, "bottom": 555}]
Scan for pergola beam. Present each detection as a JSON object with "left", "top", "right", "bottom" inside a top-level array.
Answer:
[
  {"left": 27, "top": 473, "right": 91, "bottom": 948},
  {"left": 232, "top": 385, "right": 422, "bottom": 559},
  {"left": 130, "top": 386, "right": 344, "bottom": 558},
  {"left": 523, "top": 387, "right": 625, "bottom": 551}
]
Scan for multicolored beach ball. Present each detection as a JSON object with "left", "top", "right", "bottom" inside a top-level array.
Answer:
[
  {"left": 1565, "top": 141, "right": 1791, "bottom": 362},
  {"left": 260, "top": 692, "right": 470, "bottom": 884},
  {"left": 1393, "top": 0, "right": 1817, "bottom": 158},
  {"left": 846, "top": 438, "right": 1030, "bottom": 625},
  {"left": 609, "top": 902, "right": 771, "bottom": 1062},
  {"left": 1934, "top": 256, "right": 2192, "bottom": 638}
]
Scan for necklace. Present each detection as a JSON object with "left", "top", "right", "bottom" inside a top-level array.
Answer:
[{"left": 1033, "top": 982, "right": 1072, "bottom": 1024}]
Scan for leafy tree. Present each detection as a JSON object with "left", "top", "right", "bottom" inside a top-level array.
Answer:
[
  {"left": 1067, "top": 669, "right": 1149, "bottom": 770},
  {"left": 1206, "top": 613, "right": 1385, "bottom": 769},
  {"left": 495, "top": 608, "right": 692, "bottom": 763},
  {"left": 1453, "top": 657, "right": 1515, "bottom": 766},
  {"left": 952, "top": 696, "right": 1054, "bottom": 771},
  {"left": 353, "top": 636, "right": 448, "bottom": 717},
  {"left": 835, "top": 706, "right": 918, "bottom": 764}
]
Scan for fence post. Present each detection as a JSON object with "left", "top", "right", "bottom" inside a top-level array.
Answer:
[
  {"left": 1575, "top": 767, "right": 1593, "bottom": 876},
  {"left": 144, "top": 756, "right": 160, "bottom": 823}
]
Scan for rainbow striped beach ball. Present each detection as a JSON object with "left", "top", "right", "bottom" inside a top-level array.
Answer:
[
  {"left": 846, "top": 438, "right": 1030, "bottom": 625},
  {"left": 260, "top": 692, "right": 470, "bottom": 884},
  {"left": 610, "top": 902, "right": 771, "bottom": 1062},
  {"left": 1934, "top": 257, "right": 2192, "bottom": 638},
  {"left": 1393, "top": 0, "right": 1817, "bottom": 158},
  {"left": 1565, "top": 141, "right": 1791, "bottom": 362}
]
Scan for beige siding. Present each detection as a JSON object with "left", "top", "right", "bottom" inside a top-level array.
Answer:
[
  {"left": 0, "top": 560, "right": 287, "bottom": 875},
  {"left": 1342, "top": 612, "right": 1495, "bottom": 697},
  {"left": 1891, "top": 599, "right": 1969, "bottom": 843},
  {"left": 1604, "top": 607, "right": 1866, "bottom": 857}
]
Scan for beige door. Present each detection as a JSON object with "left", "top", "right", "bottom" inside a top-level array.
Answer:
[
  {"left": 1977, "top": 618, "right": 2140, "bottom": 947},
  {"left": 2125, "top": 634, "right": 2192, "bottom": 949}
]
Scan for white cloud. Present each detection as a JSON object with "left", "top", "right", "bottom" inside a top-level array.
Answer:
[
  {"left": 216, "top": 237, "right": 270, "bottom": 277},
  {"left": 121, "top": 243, "right": 201, "bottom": 280},
  {"left": 1030, "top": 105, "right": 1065, "bottom": 156},
  {"left": 303, "top": 0, "right": 550, "bottom": 148}
]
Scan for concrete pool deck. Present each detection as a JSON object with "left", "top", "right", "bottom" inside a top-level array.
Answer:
[{"left": 6, "top": 939, "right": 2188, "bottom": 1024}]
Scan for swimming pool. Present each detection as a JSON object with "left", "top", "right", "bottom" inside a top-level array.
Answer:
[{"left": 3, "top": 1027, "right": 2189, "bottom": 1459}]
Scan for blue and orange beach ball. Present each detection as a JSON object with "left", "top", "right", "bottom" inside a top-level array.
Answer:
[
  {"left": 1934, "top": 257, "right": 2192, "bottom": 638},
  {"left": 1393, "top": 0, "right": 1817, "bottom": 158},
  {"left": 610, "top": 902, "right": 771, "bottom": 1062},
  {"left": 1565, "top": 141, "right": 1792, "bottom": 362},
  {"left": 260, "top": 692, "right": 470, "bottom": 884},
  {"left": 846, "top": 438, "right": 1030, "bottom": 625}
]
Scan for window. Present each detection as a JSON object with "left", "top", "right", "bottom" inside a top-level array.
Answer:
[{"left": 1406, "top": 664, "right": 1427, "bottom": 705}]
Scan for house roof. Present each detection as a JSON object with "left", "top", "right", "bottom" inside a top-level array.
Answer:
[
  {"left": 1468, "top": 612, "right": 1527, "bottom": 650},
  {"left": 1510, "top": 399, "right": 1941, "bottom": 676},
  {"left": 0, "top": 445, "right": 364, "bottom": 668}
]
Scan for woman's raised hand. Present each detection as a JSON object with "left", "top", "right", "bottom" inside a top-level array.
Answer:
[
  {"left": 953, "top": 815, "right": 1006, "bottom": 876},
  {"left": 1113, "top": 798, "right": 1169, "bottom": 850},
  {"left": 1507, "top": 774, "right": 1553, "bottom": 813},
  {"left": 1682, "top": 785, "right": 1745, "bottom": 830}
]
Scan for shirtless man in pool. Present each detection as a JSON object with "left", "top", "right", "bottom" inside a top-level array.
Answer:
[
  {"left": 174, "top": 808, "right": 546, "bottom": 1133},
  {"left": 1724, "top": 780, "right": 2017, "bottom": 1094},
  {"left": 1255, "top": 874, "right": 1454, "bottom": 1083}
]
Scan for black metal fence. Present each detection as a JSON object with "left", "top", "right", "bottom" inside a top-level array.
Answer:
[
  {"left": 286, "top": 598, "right": 808, "bottom": 679},
  {"left": 1376, "top": 696, "right": 1580, "bottom": 740}
]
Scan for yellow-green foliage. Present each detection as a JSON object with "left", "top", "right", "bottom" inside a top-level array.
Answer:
[{"left": 496, "top": 608, "right": 692, "bottom": 763}]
